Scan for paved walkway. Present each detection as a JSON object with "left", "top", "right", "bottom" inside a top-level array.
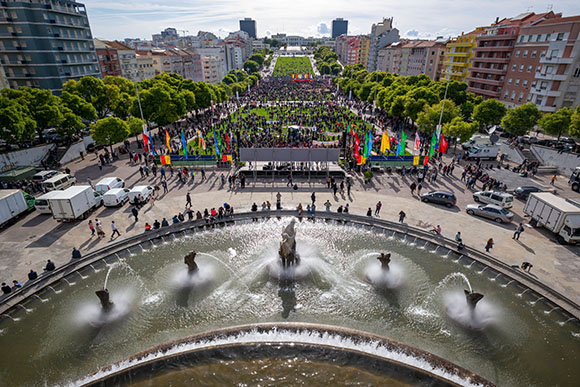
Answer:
[{"left": 1, "top": 147, "right": 579, "bottom": 308}]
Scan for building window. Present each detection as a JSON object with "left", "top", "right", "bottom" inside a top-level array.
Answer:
[
  {"left": 574, "top": 68, "right": 580, "bottom": 78},
  {"left": 556, "top": 33, "right": 564, "bottom": 41},
  {"left": 504, "top": 90, "right": 509, "bottom": 99},
  {"left": 531, "top": 50, "right": 537, "bottom": 57},
  {"left": 511, "top": 64, "right": 517, "bottom": 71},
  {"left": 515, "top": 50, "right": 520, "bottom": 57},
  {"left": 546, "top": 65, "right": 553, "bottom": 74},
  {"left": 536, "top": 34, "right": 541, "bottom": 42},
  {"left": 536, "top": 96, "right": 543, "bottom": 105},
  {"left": 540, "top": 81, "right": 548, "bottom": 90},
  {"left": 531, "top": 80, "right": 537, "bottom": 88},
  {"left": 527, "top": 65, "right": 532, "bottom": 72},
  {"left": 511, "top": 91, "right": 516, "bottom": 100},
  {"left": 536, "top": 65, "right": 541, "bottom": 72},
  {"left": 523, "top": 50, "right": 528, "bottom": 57},
  {"left": 518, "top": 92, "right": 524, "bottom": 102},
  {"left": 523, "top": 80, "right": 528, "bottom": 87},
  {"left": 545, "top": 34, "right": 551, "bottom": 41},
  {"left": 519, "top": 64, "right": 524, "bottom": 72},
  {"left": 550, "top": 49, "right": 559, "bottom": 58},
  {"left": 508, "top": 78, "right": 512, "bottom": 85},
  {"left": 527, "top": 35, "right": 532, "bottom": 42},
  {"left": 515, "top": 79, "right": 520, "bottom": 86},
  {"left": 519, "top": 36, "right": 524, "bottom": 42}
]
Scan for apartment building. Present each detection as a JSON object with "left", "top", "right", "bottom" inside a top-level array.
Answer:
[
  {"left": 94, "top": 39, "right": 121, "bottom": 77},
  {"left": 442, "top": 28, "right": 485, "bottom": 82},
  {"left": 201, "top": 56, "right": 225, "bottom": 84}
]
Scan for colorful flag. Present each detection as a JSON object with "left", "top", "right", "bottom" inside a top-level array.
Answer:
[
  {"left": 397, "top": 130, "right": 407, "bottom": 156},
  {"left": 380, "top": 132, "right": 390, "bottom": 154},
  {"left": 367, "top": 132, "right": 373, "bottom": 158},
  {"left": 225, "top": 132, "right": 231, "bottom": 153},
  {"left": 148, "top": 132, "right": 156, "bottom": 155},
  {"left": 165, "top": 130, "right": 172, "bottom": 153},
  {"left": 428, "top": 131, "right": 437, "bottom": 159},
  {"left": 439, "top": 133, "right": 448, "bottom": 153},
  {"left": 354, "top": 133, "right": 361, "bottom": 164},
  {"left": 424, "top": 155, "right": 429, "bottom": 165},
  {"left": 181, "top": 131, "right": 188, "bottom": 158},
  {"left": 160, "top": 155, "right": 171, "bottom": 165},
  {"left": 213, "top": 129, "right": 220, "bottom": 156},
  {"left": 414, "top": 132, "right": 420, "bottom": 152},
  {"left": 363, "top": 132, "right": 369, "bottom": 159},
  {"left": 142, "top": 132, "right": 149, "bottom": 152}
]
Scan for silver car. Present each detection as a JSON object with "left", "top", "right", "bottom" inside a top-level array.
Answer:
[{"left": 466, "top": 204, "right": 514, "bottom": 224}]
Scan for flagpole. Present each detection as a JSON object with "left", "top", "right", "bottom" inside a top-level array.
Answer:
[
  {"left": 134, "top": 80, "right": 148, "bottom": 149},
  {"left": 438, "top": 80, "right": 450, "bottom": 128}
]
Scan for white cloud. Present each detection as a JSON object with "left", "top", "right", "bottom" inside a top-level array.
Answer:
[{"left": 317, "top": 22, "right": 330, "bottom": 35}]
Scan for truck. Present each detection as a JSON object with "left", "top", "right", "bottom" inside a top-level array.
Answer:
[
  {"left": 48, "top": 185, "right": 97, "bottom": 221},
  {"left": 466, "top": 145, "right": 499, "bottom": 160},
  {"left": 524, "top": 192, "right": 580, "bottom": 244},
  {"left": 569, "top": 166, "right": 580, "bottom": 192},
  {"left": 461, "top": 135, "right": 492, "bottom": 150},
  {"left": 0, "top": 190, "right": 35, "bottom": 227}
]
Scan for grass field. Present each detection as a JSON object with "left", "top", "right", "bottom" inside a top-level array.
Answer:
[{"left": 272, "top": 56, "right": 314, "bottom": 77}]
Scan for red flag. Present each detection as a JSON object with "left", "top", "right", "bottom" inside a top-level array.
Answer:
[
  {"left": 225, "top": 132, "right": 231, "bottom": 153},
  {"left": 414, "top": 132, "right": 421, "bottom": 152},
  {"left": 439, "top": 133, "right": 448, "bottom": 153},
  {"left": 142, "top": 133, "right": 149, "bottom": 152},
  {"left": 424, "top": 155, "right": 429, "bottom": 165},
  {"left": 354, "top": 133, "right": 361, "bottom": 163}
]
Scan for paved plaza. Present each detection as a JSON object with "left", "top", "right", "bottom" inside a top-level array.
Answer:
[{"left": 1, "top": 146, "right": 579, "bottom": 307}]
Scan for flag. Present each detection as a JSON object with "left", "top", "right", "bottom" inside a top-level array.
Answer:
[
  {"left": 211, "top": 100, "right": 214, "bottom": 112},
  {"left": 367, "top": 132, "right": 373, "bottom": 158},
  {"left": 165, "top": 130, "right": 172, "bottom": 153},
  {"left": 424, "top": 155, "right": 429, "bottom": 165},
  {"left": 160, "top": 155, "right": 171, "bottom": 165},
  {"left": 149, "top": 132, "right": 156, "bottom": 155},
  {"left": 198, "top": 131, "right": 206, "bottom": 150},
  {"left": 414, "top": 132, "right": 420, "bottom": 152},
  {"left": 142, "top": 132, "right": 149, "bottom": 152},
  {"left": 428, "top": 131, "right": 437, "bottom": 159},
  {"left": 434, "top": 124, "right": 442, "bottom": 150},
  {"left": 354, "top": 133, "right": 361, "bottom": 164},
  {"left": 213, "top": 129, "right": 220, "bottom": 156},
  {"left": 380, "top": 132, "right": 390, "bottom": 154},
  {"left": 363, "top": 132, "right": 369, "bottom": 159},
  {"left": 397, "top": 130, "right": 406, "bottom": 156},
  {"left": 439, "top": 133, "right": 448, "bottom": 153},
  {"left": 225, "top": 132, "right": 231, "bottom": 153},
  {"left": 181, "top": 131, "right": 188, "bottom": 158}
]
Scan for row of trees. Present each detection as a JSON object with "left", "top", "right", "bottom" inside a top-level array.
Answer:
[
  {"left": 336, "top": 65, "right": 580, "bottom": 141},
  {"left": 313, "top": 47, "right": 342, "bottom": 76}
]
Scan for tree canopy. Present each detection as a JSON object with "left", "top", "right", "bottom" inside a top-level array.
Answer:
[
  {"left": 501, "top": 103, "right": 542, "bottom": 136},
  {"left": 538, "top": 107, "right": 572, "bottom": 140}
]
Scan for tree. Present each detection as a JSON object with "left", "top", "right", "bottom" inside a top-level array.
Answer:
[
  {"left": 137, "top": 84, "right": 186, "bottom": 126},
  {"left": 90, "top": 117, "right": 129, "bottom": 153},
  {"left": 473, "top": 99, "right": 507, "bottom": 129},
  {"left": 443, "top": 117, "right": 479, "bottom": 143},
  {"left": 501, "top": 103, "right": 542, "bottom": 136},
  {"left": 243, "top": 60, "right": 259, "bottom": 74},
  {"left": 0, "top": 98, "right": 36, "bottom": 144},
  {"left": 416, "top": 100, "right": 460, "bottom": 134},
  {"left": 570, "top": 105, "right": 580, "bottom": 138},
  {"left": 60, "top": 92, "right": 97, "bottom": 121},
  {"left": 539, "top": 107, "right": 573, "bottom": 140},
  {"left": 126, "top": 116, "right": 144, "bottom": 142},
  {"left": 389, "top": 96, "right": 406, "bottom": 117},
  {"left": 248, "top": 53, "right": 265, "bottom": 66},
  {"left": 59, "top": 108, "right": 84, "bottom": 138},
  {"left": 404, "top": 98, "right": 428, "bottom": 123},
  {"left": 319, "top": 63, "right": 331, "bottom": 75}
]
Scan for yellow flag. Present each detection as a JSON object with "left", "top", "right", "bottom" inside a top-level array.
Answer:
[{"left": 380, "top": 132, "right": 390, "bottom": 154}]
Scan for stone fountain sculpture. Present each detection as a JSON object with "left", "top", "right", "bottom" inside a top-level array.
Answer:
[
  {"left": 95, "top": 289, "right": 114, "bottom": 312},
  {"left": 464, "top": 289, "right": 484, "bottom": 309},
  {"left": 184, "top": 251, "right": 199, "bottom": 273},
  {"left": 279, "top": 220, "right": 299, "bottom": 268},
  {"left": 377, "top": 253, "right": 391, "bottom": 270}
]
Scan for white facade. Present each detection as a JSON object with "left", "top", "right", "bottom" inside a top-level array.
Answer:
[{"left": 201, "top": 56, "right": 225, "bottom": 84}]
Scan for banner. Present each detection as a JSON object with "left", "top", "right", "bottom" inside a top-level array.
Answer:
[
  {"left": 165, "top": 130, "right": 172, "bottom": 153},
  {"left": 181, "top": 131, "right": 188, "bottom": 158},
  {"left": 354, "top": 133, "right": 361, "bottom": 164},
  {"left": 142, "top": 132, "right": 149, "bottom": 152},
  {"left": 413, "top": 156, "right": 420, "bottom": 165},
  {"left": 160, "top": 155, "right": 171, "bottom": 165},
  {"left": 380, "top": 132, "right": 390, "bottom": 154},
  {"left": 414, "top": 132, "right": 420, "bottom": 152},
  {"left": 213, "top": 129, "right": 220, "bottom": 156},
  {"left": 397, "top": 130, "right": 407, "bottom": 156},
  {"left": 439, "top": 133, "right": 448, "bottom": 153},
  {"left": 313, "top": 140, "right": 340, "bottom": 146},
  {"left": 323, "top": 131, "right": 343, "bottom": 137},
  {"left": 428, "top": 131, "right": 437, "bottom": 159}
]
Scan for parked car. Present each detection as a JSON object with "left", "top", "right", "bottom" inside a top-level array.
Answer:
[
  {"left": 466, "top": 204, "right": 514, "bottom": 223},
  {"left": 420, "top": 190, "right": 457, "bottom": 208},
  {"left": 473, "top": 191, "right": 514, "bottom": 209},
  {"left": 513, "top": 186, "right": 543, "bottom": 200},
  {"left": 95, "top": 177, "right": 125, "bottom": 195},
  {"left": 93, "top": 190, "right": 104, "bottom": 208},
  {"left": 41, "top": 173, "right": 76, "bottom": 192},
  {"left": 32, "top": 170, "right": 59, "bottom": 183},
  {"left": 128, "top": 186, "right": 154, "bottom": 204},
  {"left": 103, "top": 188, "right": 130, "bottom": 207}
]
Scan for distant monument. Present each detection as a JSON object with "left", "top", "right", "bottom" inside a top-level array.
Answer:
[
  {"left": 464, "top": 289, "right": 484, "bottom": 309},
  {"left": 184, "top": 251, "right": 199, "bottom": 273},
  {"left": 95, "top": 289, "right": 114, "bottom": 312},
  {"left": 279, "top": 220, "right": 299, "bottom": 267},
  {"left": 377, "top": 253, "right": 391, "bottom": 270}
]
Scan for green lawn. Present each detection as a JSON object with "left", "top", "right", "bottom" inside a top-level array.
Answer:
[{"left": 272, "top": 56, "right": 314, "bottom": 77}]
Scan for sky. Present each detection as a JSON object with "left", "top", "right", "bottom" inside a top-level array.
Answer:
[{"left": 83, "top": 0, "right": 580, "bottom": 41}]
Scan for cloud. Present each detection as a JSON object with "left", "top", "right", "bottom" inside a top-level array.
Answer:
[
  {"left": 406, "top": 29, "right": 419, "bottom": 37},
  {"left": 317, "top": 22, "right": 330, "bottom": 35}
]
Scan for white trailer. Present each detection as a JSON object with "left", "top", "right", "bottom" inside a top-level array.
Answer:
[
  {"left": 48, "top": 185, "right": 97, "bottom": 221},
  {"left": 0, "top": 190, "right": 34, "bottom": 227},
  {"left": 524, "top": 192, "right": 580, "bottom": 244}
]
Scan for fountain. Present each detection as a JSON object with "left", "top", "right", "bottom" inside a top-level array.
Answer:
[
  {"left": 95, "top": 289, "right": 114, "bottom": 312},
  {"left": 464, "top": 289, "right": 485, "bottom": 309},
  {"left": 377, "top": 252, "right": 391, "bottom": 269},
  {"left": 365, "top": 252, "right": 404, "bottom": 290}
]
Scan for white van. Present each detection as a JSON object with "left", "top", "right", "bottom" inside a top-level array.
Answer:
[
  {"left": 95, "top": 177, "right": 125, "bottom": 195},
  {"left": 462, "top": 135, "right": 492, "bottom": 150},
  {"left": 473, "top": 191, "right": 514, "bottom": 209},
  {"left": 127, "top": 186, "right": 154, "bottom": 204},
  {"left": 32, "top": 170, "right": 59, "bottom": 183},
  {"left": 466, "top": 145, "right": 499, "bottom": 160},
  {"left": 42, "top": 173, "right": 76, "bottom": 192},
  {"left": 103, "top": 188, "right": 130, "bottom": 207},
  {"left": 34, "top": 191, "right": 62, "bottom": 214}
]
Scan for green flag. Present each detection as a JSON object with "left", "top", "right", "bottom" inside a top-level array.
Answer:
[
  {"left": 428, "top": 131, "right": 437, "bottom": 159},
  {"left": 363, "top": 132, "right": 369, "bottom": 158},
  {"left": 398, "top": 130, "right": 407, "bottom": 156}
]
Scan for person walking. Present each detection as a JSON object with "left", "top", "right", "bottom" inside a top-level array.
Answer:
[
  {"left": 111, "top": 221, "right": 121, "bottom": 239},
  {"left": 162, "top": 180, "right": 168, "bottom": 194},
  {"left": 347, "top": 180, "right": 352, "bottom": 196},
  {"left": 311, "top": 192, "right": 316, "bottom": 205},
  {"left": 398, "top": 210, "right": 406, "bottom": 223},
  {"left": 513, "top": 223, "right": 524, "bottom": 240},
  {"left": 410, "top": 182, "right": 417, "bottom": 195},
  {"left": 417, "top": 183, "right": 423, "bottom": 196},
  {"left": 367, "top": 208, "right": 372, "bottom": 217},
  {"left": 88, "top": 220, "right": 95, "bottom": 236},
  {"left": 324, "top": 200, "right": 332, "bottom": 212},
  {"left": 485, "top": 238, "right": 494, "bottom": 252},
  {"left": 186, "top": 192, "right": 192, "bottom": 208},
  {"left": 550, "top": 174, "right": 557, "bottom": 185},
  {"left": 131, "top": 206, "right": 139, "bottom": 222},
  {"left": 375, "top": 201, "right": 382, "bottom": 216}
]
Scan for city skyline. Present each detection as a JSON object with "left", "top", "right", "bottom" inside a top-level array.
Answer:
[{"left": 83, "top": 0, "right": 579, "bottom": 41}]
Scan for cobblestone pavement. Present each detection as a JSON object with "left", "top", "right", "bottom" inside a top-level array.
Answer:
[{"left": 1, "top": 144, "right": 579, "bottom": 306}]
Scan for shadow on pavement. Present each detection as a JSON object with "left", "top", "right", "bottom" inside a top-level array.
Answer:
[
  {"left": 20, "top": 214, "right": 52, "bottom": 227},
  {"left": 26, "top": 222, "right": 82, "bottom": 248}
]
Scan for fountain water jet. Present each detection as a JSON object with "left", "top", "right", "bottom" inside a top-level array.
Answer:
[
  {"left": 184, "top": 251, "right": 199, "bottom": 273},
  {"left": 279, "top": 220, "right": 299, "bottom": 267},
  {"left": 95, "top": 289, "right": 114, "bottom": 312}
]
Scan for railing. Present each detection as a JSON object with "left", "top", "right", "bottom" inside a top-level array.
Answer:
[{"left": 1, "top": 211, "right": 579, "bottom": 320}]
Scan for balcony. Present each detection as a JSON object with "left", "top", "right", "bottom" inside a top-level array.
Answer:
[
  {"left": 476, "top": 33, "right": 517, "bottom": 41},
  {"left": 471, "top": 56, "right": 510, "bottom": 64},
  {"left": 442, "top": 60, "right": 468, "bottom": 67},
  {"left": 535, "top": 72, "right": 567, "bottom": 81},
  {"left": 466, "top": 76, "right": 504, "bottom": 87},
  {"left": 470, "top": 67, "right": 506, "bottom": 75},
  {"left": 474, "top": 46, "right": 513, "bottom": 52},
  {"left": 445, "top": 51, "right": 470, "bottom": 57},
  {"left": 529, "top": 88, "right": 561, "bottom": 97},
  {"left": 467, "top": 86, "right": 500, "bottom": 98},
  {"left": 539, "top": 56, "right": 574, "bottom": 65}
]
